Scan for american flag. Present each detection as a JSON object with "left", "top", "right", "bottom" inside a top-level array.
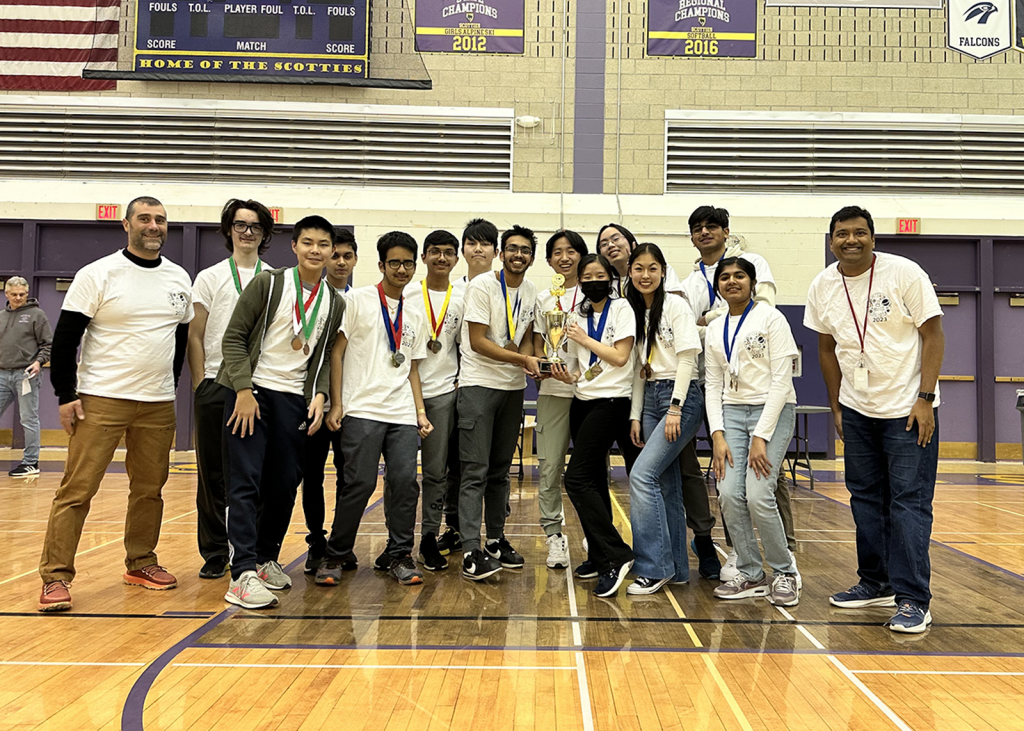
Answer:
[{"left": 0, "top": 0, "right": 119, "bottom": 91}]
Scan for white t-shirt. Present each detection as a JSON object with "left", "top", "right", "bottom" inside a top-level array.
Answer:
[
  {"left": 341, "top": 284, "right": 427, "bottom": 426},
  {"left": 706, "top": 303, "right": 798, "bottom": 440},
  {"left": 459, "top": 272, "right": 537, "bottom": 391},
  {"left": 569, "top": 297, "right": 636, "bottom": 401},
  {"left": 252, "top": 271, "right": 331, "bottom": 396},
  {"left": 682, "top": 252, "right": 776, "bottom": 323},
  {"left": 403, "top": 280, "right": 463, "bottom": 400},
  {"left": 62, "top": 250, "right": 193, "bottom": 402},
  {"left": 804, "top": 252, "right": 943, "bottom": 419},
  {"left": 192, "top": 257, "right": 264, "bottom": 380},
  {"left": 638, "top": 295, "right": 703, "bottom": 381},
  {"left": 535, "top": 284, "right": 582, "bottom": 398}
]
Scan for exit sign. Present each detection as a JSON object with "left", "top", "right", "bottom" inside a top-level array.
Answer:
[
  {"left": 96, "top": 204, "right": 121, "bottom": 221},
  {"left": 269, "top": 207, "right": 284, "bottom": 224},
  {"left": 897, "top": 218, "right": 921, "bottom": 234}
]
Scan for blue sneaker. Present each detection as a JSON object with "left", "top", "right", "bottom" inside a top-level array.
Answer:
[
  {"left": 829, "top": 583, "right": 897, "bottom": 608},
  {"left": 887, "top": 601, "right": 932, "bottom": 633}
]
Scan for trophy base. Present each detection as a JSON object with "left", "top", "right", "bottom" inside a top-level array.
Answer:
[{"left": 539, "top": 359, "right": 564, "bottom": 375}]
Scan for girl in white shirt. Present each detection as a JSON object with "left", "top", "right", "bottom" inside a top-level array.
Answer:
[
  {"left": 625, "top": 244, "right": 704, "bottom": 596},
  {"left": 551, "top": 254, "right": 638, "bottom": 598},
  {"left": 706, "top": 258, "right": 800, "bottom": 606}
]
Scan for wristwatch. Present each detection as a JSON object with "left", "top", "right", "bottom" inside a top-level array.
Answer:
[
  {"left": 670, "top": 397, "right": 682, "bottom": 407},
  {"left": 918, "top": 391, "right": 936, "bottom": 403}
]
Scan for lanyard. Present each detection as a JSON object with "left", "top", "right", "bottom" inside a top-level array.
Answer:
[
  {"left": 377, "top": 282, "right": 404, "bottom": 355},
  {"left": 229, "top": 257, "right": 261, "bottom": 295},
  {"left": 723, "top": 299, "right": 755, "bottom": 365},
  {"left": 557, "top": 284, "right": 579, "bottom": 313},
  {"left": 699, "top": 254, "right": 725, "bottom": 308},
  {"left": 422, "top": 279, "right": 452, "bottom": 341},
  {"left": 292, "top": 268, "right": 324, "bottom": 341},
  {"left": 840, "top": 255, "right": 876, "bottom": 360},
  {"left": 500, "top": 270, "right": 522, "bottom": 341},
  {"left": 587, "top": 300, "right": 612, "bottom": 366}
]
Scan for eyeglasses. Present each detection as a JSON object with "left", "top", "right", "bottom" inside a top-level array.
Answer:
[
  {"left": 386, "top": 259, "right": 417, "bottom": 271},
  {"left": 690, "top": 224, "right": 721, "bottom": 235},
  {"left": 600, "top": 233, "right": 626, "bottom": 246},
  {"left": 503, "top": 245, "right": 533, "bottom": 256},
  {"left": 233, "top": 221, "right": 265, "bottom": 236},
  {"left": 426, "top": 248, "right": 458, "bottom": 259}
]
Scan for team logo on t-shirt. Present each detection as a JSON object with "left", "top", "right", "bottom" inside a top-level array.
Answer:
[
  {"left": 603, "top": 322, "right": 616, "bottom": 344},
  {"left": 869, "top": 292, "right": 891, "bottom": 323},
  {"left": 167, "top": 290, "right": 189, "bottom": 317},
  {"left": 401, "top": 322, "right": 417, "bottom": 349},
  {"left": 658, "top": 322, "right": 675, "bottom": 348},
  {"left": 745, "top": 332, "right": 768, "bottom": 359},
  {"left": 444, "top": 313, "right": 460, "bottom": 335}
]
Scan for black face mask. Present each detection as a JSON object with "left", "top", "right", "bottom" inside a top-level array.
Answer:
[{"left": 580, "top": 280, "right": 611, "bottom": 302}]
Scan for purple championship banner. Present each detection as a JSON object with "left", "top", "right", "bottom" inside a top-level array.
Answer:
[
  {"left": 647, "top": 0, "right": 757, "bottom": 58},
  {"left": 415, "top": 0, "right": 525, "bottom": 54}
]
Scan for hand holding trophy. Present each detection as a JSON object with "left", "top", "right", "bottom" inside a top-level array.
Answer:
[{"left": 539, "top": 274, "right": 570, "bottom": 374}]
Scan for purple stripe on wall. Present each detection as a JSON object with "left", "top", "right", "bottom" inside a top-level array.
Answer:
[{"left": 572, "top": 0, "right": 606, "bottom": 194}]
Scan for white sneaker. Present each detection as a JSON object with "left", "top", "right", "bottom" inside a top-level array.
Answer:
[
  {"left": 225, "top": 570, "right": 278, "bottom": 609},
  {"left": 789, "top": 550, "right": 802, "bottom": 590},
  {"left": 257, "top": 560, "right": 292, "bottom": 590},
  {"left": 545, "top": 534, "right": 569, "bottom": 569},
  {"left": 582, "top": 537, "right": 588, "bottom": 554},
  {"left": 720, "top": 550, "right": 740, "bottom": 582}
]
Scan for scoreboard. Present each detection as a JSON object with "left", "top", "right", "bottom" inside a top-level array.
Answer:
[{"left": 134, "top": 1, "right": 370, "bottom": 80}]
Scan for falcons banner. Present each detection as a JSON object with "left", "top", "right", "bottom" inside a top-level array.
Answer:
[{"left": 947, "top": 0, "right": 1012, "bottom": 59}]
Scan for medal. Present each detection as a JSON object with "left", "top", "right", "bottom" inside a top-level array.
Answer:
[
  {"left": 723, "top": 299, "right": 755, "bottom": 390},
  {"left": 229, "top": 257, "right": 262, "bottom": 295},
  {"left": 292, "top": 268, "right": 325, "bottom": 355},
  {"left": 422, "top": 279, "right": 452, "bottom": 354},
  {"left": 378, "top": 282, "right": 405, "bottom": 366},
  {"left": 584, "top": 300, "right": 611, "bottom": 379},
  {"left": 585, "top": 364, "right": 603, "bottom": 381},
  {"left": 500, "top": 270, "right": 522, "bottom": 344},
  {"left": 641, "top": 363, "right": 653, "bottom": 380}
]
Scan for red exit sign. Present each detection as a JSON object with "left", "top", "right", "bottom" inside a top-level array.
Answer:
[
  {"left": 269, "top": 207, "right": 284, "bottom": 224},
  {"left": 96, "top": 204, "right": 121, "bottom": 221},
  {"left": 897, "top": 218, "right": 921, "bottom": 234}
]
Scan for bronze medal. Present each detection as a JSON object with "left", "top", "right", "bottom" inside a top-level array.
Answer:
[
  {"left": 303, "top": 343, "right": 310, "bottom": 356},
  {"left": 429, "top": 339, "right": 442, "bottom": 354},
  {"left": 291, "top": 336, "right": 303, "bottom": 351},
  {"left": 590, "top": 363, "right": 603, "bottom": 378},
  {"left": 641, "top": 364, "right": 653, "bottom": 380}
]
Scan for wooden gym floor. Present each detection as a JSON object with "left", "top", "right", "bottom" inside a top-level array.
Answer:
[{"left": 1, "top": 451, "right": 1023, "bottom": 730}]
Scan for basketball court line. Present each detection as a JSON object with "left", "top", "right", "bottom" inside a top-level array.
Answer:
[
  {"left": 564, "top": 538, "right": 596, "bottom": 731},
  {"left": 171, "top": 662, "right": 577, "bottom": 671}
]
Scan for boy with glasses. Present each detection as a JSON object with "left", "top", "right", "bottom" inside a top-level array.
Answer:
[
  {"left": 188, "top": 198, "right": 274, "bottom": 579},
  {"left": 317, "top": 232, "right": 433, "bottom": 587},
  {"left": 403, "top": 230, "right": 463, "bottom": 571},
  {"left": 458, "top": 225, "right": 540, "bottom": 580}
]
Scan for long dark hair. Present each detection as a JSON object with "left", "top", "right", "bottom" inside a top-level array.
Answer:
[
  {"left": 576, "top": 253, "right": 614, "bottom": 317},
  {"left": 713, "top": 256, "right": 758, "bottom": 300},
  {"left": 625, "top": 243, "right": 667, "bottom": 362}
]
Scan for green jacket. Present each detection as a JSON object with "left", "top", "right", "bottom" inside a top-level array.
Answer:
[{"left": 215, "top": 268, "right": 345, "bottom": 403}]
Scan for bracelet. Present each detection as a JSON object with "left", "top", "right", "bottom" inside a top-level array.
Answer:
[
  {"left": 417, "top": 408, "right": 426, "bottom": 414},
  {"left": 667, "top": 408, "right": 681, "bottom": 416}
]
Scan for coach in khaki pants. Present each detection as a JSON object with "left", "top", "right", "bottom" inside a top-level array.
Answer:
[{"left": 37, "top": 196, "right": 194, "bottom": 612}]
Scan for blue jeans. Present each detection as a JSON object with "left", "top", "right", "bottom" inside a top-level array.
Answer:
[
  {"left": 0, "top": 368, "right": 40, "bottom": 464},
  {"left": 842, "top": 405, "right": 938, "bottom": 608},
  {"left": 718, "top": 403, "right": 796, "bottom": 581},
  {"left": 628, "top": 380, "right": 704, "bottom": 581}
]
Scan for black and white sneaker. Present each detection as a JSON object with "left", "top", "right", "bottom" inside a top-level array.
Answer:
[
  {"left": 485, "top": 537, "right": 524, "bottom": 569},
  {"left": 374, "top": 539, "right": 395, "bottom": 571},
  {"left": 595, "top": 560, "right": 634, "bottom": 597},
  {"left": 9, "top": 463, "right": 39, "bottom": 478},
  {"left": 626, "top": 576, "right": 671, "bottom": 595},
  {"left": 462, "top": 549, "right": 502, "bottom": 581},
  {"left": 418, "top": 532, "right": 448, "bottom": 571},
  {"left": 574, "top": 561, "right": 599, "bottom": 579},
  {"left": 436, "top": 527, "right": 462, "bottom": 556}
]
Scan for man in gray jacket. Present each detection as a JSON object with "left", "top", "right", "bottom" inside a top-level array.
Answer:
[{"left": 0, "top": 276, "right": 52, "bottom": 477}]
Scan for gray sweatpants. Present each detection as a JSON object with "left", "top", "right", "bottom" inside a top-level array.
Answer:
[{"left": 420, "top": 389, "right": 458, "bottom": 536}]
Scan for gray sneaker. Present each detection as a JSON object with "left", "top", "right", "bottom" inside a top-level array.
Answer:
[
  {"left": 390, "top": 555, "right": 424, "bottom": 585},
  {"left": 225, "top": 570, "right": 278, "bottom": 609},
  {"left": 768, "top": 574, "right": 799, "bottom": 606},
  {"left": 256, "top": 560, "right": 292, "bottom": 590},
  {"left": 713, "top": 575, "right": 769, "bottom": 600}
]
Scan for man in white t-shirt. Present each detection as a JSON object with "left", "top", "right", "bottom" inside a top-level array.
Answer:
[
  {"left": 436, "top": 218, "right": 499, "bottom": 556},
  {"left": 188, "top": 198, "right": 274, "bottom": 580},
  {"left": 402, "top": 230, "right": 463, "bottom": 572},
  {"left": 301, "top": 228, "right": 358, "bottom": 576},
  {"left": 805, "top": 205, "right": 944, "bottom": 634},
  {"left": 532, "top": 229, "right": 587, "bottom": 569},
  {"left": 459, "top": 225, "right": 541, "bottom": 581},
  {"left": 38, "top": 196, "right": 194, "bottom": 612},
  {"left": 317, "top": 231, "right": 433, "bottom": 587},
  {"left": 217, "top": 216, "right": 346, "bottom": 610}
]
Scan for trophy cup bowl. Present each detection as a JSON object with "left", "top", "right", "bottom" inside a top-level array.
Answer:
[{"left": 539, "top": 309, "right": 570, "bottom": 374}]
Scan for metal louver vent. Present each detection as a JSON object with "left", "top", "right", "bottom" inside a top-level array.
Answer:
[
  {"left": 0, "top": 97, "right": 513, "bottom": 190},
  {"left": 666, "top": 111, "right": 1024, "bottom": 196}
]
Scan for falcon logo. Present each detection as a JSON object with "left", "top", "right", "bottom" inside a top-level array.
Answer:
[{"left": 963, "top": 2, "right": 998, "bottom": 23}]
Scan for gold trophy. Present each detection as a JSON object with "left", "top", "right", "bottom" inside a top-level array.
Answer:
[{"left": 539, "top": 274, "right": 570, "bottom": 374}]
